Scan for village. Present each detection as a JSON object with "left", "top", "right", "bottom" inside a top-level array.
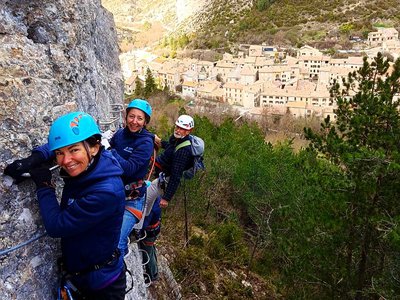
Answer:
[{"left": 121, "top": 27, "right": 400, "bottom": 120}]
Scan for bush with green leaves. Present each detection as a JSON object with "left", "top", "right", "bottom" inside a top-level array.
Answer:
[
  {"left": 304, "top": 53, "right": 400, "bottom": 298},
  {"left": 158, "top": 62, "right": 400, "bottom": 297}
]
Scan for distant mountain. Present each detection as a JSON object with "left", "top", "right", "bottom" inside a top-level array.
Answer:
[{"left": 102, "top": 0, "right": 400, "bottom": 51}]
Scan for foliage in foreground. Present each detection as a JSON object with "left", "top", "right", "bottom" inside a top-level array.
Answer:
[
  {"left": 304, "top": 53, "right": 400, "bottom": 299},
  {"left": 155, "top": 54, "right": 400, "bottom": 299}
]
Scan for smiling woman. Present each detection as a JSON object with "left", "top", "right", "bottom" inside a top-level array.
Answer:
[
  {"left": 108, "top": 98, "right": 155, "bottom": 256},
  {"left": 47, "top": 113, "right": 102, "bottom": 177},
  {"left": 5, "top": 112, "right": 127, "bottom": 299}
]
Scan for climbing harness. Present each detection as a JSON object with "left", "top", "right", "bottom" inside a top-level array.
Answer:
[
  {"left": 56, "top": 248, "right": 122, "bottom": 299},
  {"left": 125, "top": 179, "right": 145, "bottom": 200},
  {"left": 57, "top": 279, "right": 79, "bottom": 300},
  {"left": 57, "top": 259, "right": 81, "bottom": 300},
  {"left": 158, "top": 172, "right": 167, "bottom": 191},
  {"left": 70, "top": 248, "right": 121, "bottom": 276},
  {"left": 58, "top": 284, "right": 75, "bottom": 300}
]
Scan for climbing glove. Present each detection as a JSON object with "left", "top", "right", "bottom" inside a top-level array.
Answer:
[
  {"left": 4, "top": 152, "right": 46, "bottom": 183},
  {"left": 29, "top": 167, "right": 54, "bottom": 189},
  {"left": 101, "top": 138, "right": 111, "bottom": 150}
]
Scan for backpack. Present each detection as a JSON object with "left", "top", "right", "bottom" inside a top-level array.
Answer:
[{"left": 175, "top": 135, "right": 205, "bottom": 179}]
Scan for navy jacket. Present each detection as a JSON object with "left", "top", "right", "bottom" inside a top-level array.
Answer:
[
  {"left": 156, "top": 135, "right": 193, "bottom": 201},
  {"left": 35, "top": 149, "right": 125, "bottom": 290},
  {"left": 110, "top": 127, "right": 154, "bottom": 196}
]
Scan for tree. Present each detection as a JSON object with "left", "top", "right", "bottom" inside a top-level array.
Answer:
[
  {"left": 144, "top": 68, "right": 157, "bottom": 97},
  {"left": 178, "top": 34, "right": 190, "bottom": 48},
  {"left": 304, "top": 53, "right": 400, "bottom": 298},
  {"left": 339, "top": 23, "right": 354, "bottom": 36},
  {"left": 143, "top": 21, "right": 151, "bottom": 31},
  {"left": 133, "top": 77, "right": 143, "bottom": 98},
  {"left": 256, "top": 0, "right": 275, "bottom": 11}
]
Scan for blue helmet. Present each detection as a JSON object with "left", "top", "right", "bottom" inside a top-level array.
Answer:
[
  {"left": 48, "top": 112, "right": 101, "bottom": 151},
  {"left": 127, "top": 99, "right": 152, "bottom": 122}
]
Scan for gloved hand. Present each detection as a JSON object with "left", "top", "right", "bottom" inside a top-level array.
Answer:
[
  {"left": 4, "top": 152, "right": 46, "bottom": 183},
  {"left": 101, "top": 138, "right": 111, "bottom": 150},
  {"left": 29, "top": 167, "right": 54, "bottom": 189}
]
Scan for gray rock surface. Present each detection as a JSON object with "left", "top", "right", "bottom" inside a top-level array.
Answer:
[{"left": 0, "top": 1, "right": 146, "bottom": 298}]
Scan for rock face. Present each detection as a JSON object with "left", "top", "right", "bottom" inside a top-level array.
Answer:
[
  {"left": 0, "top": 1, "right": 146, "bottom": 299},
  {"left": 102, "top": 0, "right": 211, "bottom": 30},
  {"left": 175, "top": 0, "right": 211, "bottom": 24}
]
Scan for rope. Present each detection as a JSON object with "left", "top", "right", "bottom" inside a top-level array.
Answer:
[
  {"left": 0, "top": 230, "right": 47, "bottom": 257},
  {"left": 146, "top": 148, "right": 157, "bottom": 181}
]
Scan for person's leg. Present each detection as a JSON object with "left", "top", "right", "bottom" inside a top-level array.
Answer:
[
  {"left": 140, "top": 236, "right": 158, "bottom": 281},
  {"left": 84, "top": 270, "right": 126, "bottom": 300},
  {"left": 144, "top": 178, "right": 163, "bottom": 216},
  {"left": 118, "top": 199, "right": 143, "bottom": 255}
]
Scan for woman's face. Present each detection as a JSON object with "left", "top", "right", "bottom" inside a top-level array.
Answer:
[
  {"left": 126, "top": 108, "right": 146, "bottom": 133},
  {"left": 55, "top": 142, "right": 99, "bottom": 177}
]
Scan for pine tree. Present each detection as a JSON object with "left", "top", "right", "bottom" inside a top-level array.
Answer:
[
  {"left": 133, "top": 77, "right": 143, "bottom": 98},
  {"left": 304, "top": 53, "right": 400, "bottom": 298},
  {"left": 144, "top": 68, "right": 157, "bottom": 97}
]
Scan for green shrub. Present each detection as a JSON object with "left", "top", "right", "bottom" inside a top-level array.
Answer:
[{"left": 207, "top": 221, "right": 248, "bottom": 265}]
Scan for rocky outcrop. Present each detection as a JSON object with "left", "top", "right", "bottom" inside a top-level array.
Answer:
[
  {"left": 0, "top": 1, "right": 145, "bottom": 299},
  {"left": 175, "top": 0, "right": 211, "bottom": 24}
]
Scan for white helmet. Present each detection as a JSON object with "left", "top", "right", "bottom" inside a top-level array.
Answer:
[{"left": 175, "top": 115, "right": 194, "bottom": 130}]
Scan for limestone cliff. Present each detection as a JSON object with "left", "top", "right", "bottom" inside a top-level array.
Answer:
[
  {"left": 0, "top": 1, "right": 145, "bottom": 299},
  {"left": 101, "top": 0, "right": 213, "bottom": 32}
]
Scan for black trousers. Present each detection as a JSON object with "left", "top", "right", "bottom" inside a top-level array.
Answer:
[{"left": 74, "top": 270, "right": 126, "bottom": 300}]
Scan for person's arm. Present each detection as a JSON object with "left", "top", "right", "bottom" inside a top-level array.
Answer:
[
  {"left": 32, "top": 143, "right": 55, "bottom": 160},
  {"left": 161, "top": 139, "right": 170, "bottom": 149},
  {"left": 36, "top": 185, "right": 121, "bottom": 238},
  {"left": 4, "top": 144, "right": 53, "bottom": 182},
  {"left": 162, "top": 147, "right": 192, "bottom": 202}
]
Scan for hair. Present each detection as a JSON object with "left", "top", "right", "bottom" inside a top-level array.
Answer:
[
  {"left": 85, "top": 135, "right": 101, "bottom": 147},
  {"left": 81, "top": 135, "right": 101, "bottom": 161}
]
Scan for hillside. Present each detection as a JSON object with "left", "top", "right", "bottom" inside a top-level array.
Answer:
[
  {"left": 190, "top": 0, "right": 400, "bottom": 49},
  {"left": 102, "top": 0, "right": 400, "bottom": 52},
  {"left": 141, "top": 56, "right": 400, "bottom": 298}
]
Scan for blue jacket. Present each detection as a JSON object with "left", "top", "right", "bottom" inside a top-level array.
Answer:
[
  {"left": 155, "top": 135, "right": 193, "bottom": 201},
  {"left": 35, "top": 149, "right": 125, "bottom": 291},
  {"left": 110, "top": 127, "right": 154, "bottom": 196}
]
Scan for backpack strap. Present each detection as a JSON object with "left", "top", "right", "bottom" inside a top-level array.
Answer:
[{"left": 175, "top": 140, "right": 191, "bottom": 152}]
